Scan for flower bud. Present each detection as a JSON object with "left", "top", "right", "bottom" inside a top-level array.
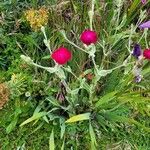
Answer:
[
  {"left": 143, "top": 49, "right": 150, "bottom": 60},
  {"left": 51, "top": 47, "right": 72, "bottom": 65},
  {"left": 80, "top": 30, "right": 98, "bottom": 45}
]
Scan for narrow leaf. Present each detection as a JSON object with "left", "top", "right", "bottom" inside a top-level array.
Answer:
[
  {"left": 20, "top": 112, "right": 47, "bottom": 127},
  {"left": 42, "top": 55, "right": 51, "bottom": 60},
  {"left": 103, "top": 112, "right": 150, "bottom": 132},
  {"left": 49, "top": 129, "right": 55, "bottom": 150},
  {"left": 6, "top": 118, "right": 18, "bottom": 134},
  {"left": 97, "top": 69, "right": 112, "bottom": 77},
  {"left": 128, "top": 0, "right": 140, "bottom": 17},
  {"left": 89, "top": 123, "right": 97, "bottom": 147},
  {"left": 66, "top": 113, "right": 90, "bottom": 123},
  {"left": 60, "top": 123, "right": 65, "bottom": 139},
  {"left": 61, "top": 138, "right": 65, "bottom": 150},
  {"left": 95, "top": 91, "right": 117, "bottom": 108}
]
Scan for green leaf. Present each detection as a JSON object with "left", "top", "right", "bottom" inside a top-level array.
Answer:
[
  {"left": 20, "top": 55, "right": 33, "bottom": 64},
  {"left": 103, "top": 112, "right": 150, "bottom": 132},
  {"left": 49, "top": 129, "right": 55, "bottom": 150},
  {"left": 6, "top": 118, "right": 18, "bottom": 134},
  {"left": 56, "top": 68, "right": 66, "bottom": 80},
  {"left": 6, "top": 99, "right": 22, "bottom": 133},
  {"left": 20, "top": 112, "right": 47, "bottom": 127},
  {"left": 95, "top": 91, "right": 117, "bottom": 108},
  {"left": 30, "top": 123, "right": 44, "bottom": 134},
  {"left": 89, "top": 123, "right": 97, "bottom": 149},
  {"left": 126, "top": 0, "right": 146, "bottom": 25},
  {"left": 97, "top": 69, "right": 112, "bottom": 77},
  {"left": 60, "top": 123, "right": 65, "bottom": 139},
  {"left": 42, "top": 55, "right": 50, "bottom": 60},
  {"left": 61, "top": 138, "right": 65, "bottom": 150},
  {"left": 115, "top": 14, "right": 127, "bottom": 30},
  {"left": 79, "top": 78, "right": 90, "bottom": 92},
  {"left": 46, "top": 97, "right": 60, "bottom": 107},
  {"left": 66, "top": 113, "right": 90, "bottom": 123},
  {"left": 43, "top": 116, "right": 49, "bottom": 123},
  {"left": 128, "top": 0, "right": 140, "bottom": 17}
]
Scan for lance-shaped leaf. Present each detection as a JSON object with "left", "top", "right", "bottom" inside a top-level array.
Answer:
[
  {"left": 95, "top": 91, "right": 117, "bottom": 108},
  {"left": 66, "top": 113, "right": 90, "bottom": 123},
  {"left": 49, "top": 129, "right": 55, "bottom": 150},
  {"left": 20, "top": 112, "right": 47, "bottom": 127}
]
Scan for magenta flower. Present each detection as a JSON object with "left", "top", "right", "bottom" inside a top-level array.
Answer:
[
  {"left": 139, "top": 20, "right": 150, "bottom": 29},
  {"left": 141, "top": 0, "right": 147, "bottom": 4},
  {"left": 51, "top": 47, "right": 72, "bottom": 65},
  {"left": 143, "top": 49, "right": 150, "bottom": 60},
  {"left": 80, "top": 30, "right": 98, "bottom": 45}
]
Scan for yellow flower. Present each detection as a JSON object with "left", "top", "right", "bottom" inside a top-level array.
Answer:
[{"left": 24, "top": 7, "right": 49, "bottom": 31}]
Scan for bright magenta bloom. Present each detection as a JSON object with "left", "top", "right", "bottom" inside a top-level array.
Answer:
[
  {"left": 143, "top": 49, "right": 150, "bottom": 60},
  {"left": 80, "top": 30, "right": 98, "bottom": 45},
  {"left": 51, "top": 47, "right": 72, "bottom": 65}
]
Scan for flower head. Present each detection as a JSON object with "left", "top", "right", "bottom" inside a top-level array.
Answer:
[
  {"left": 134, "top": 75, "right": 142, "bottom": 83},
  {"left": 24, "top": 7, "right": 49, "bottom": 31},
  {"left": 132, "top": 44, "right": 142, "bottom": 58},
  {"left": 143, "top": 49, "right": 150, "bottom": 60},
  {"left": 139, "top": 20, "right": 150, "bottom": 29},
  {"left": 80, "top": 30, "right": 98, "bottom": 45},
  {"left": 141, "top": 0, "right": 147, "bottom": 4},
  {"left": 51, "top": 47, "right": 72, "bottom": 65}
]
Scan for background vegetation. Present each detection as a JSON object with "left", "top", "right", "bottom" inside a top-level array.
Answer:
[{"left": 0, "top": 0, "right": 150, "bottom": 149}]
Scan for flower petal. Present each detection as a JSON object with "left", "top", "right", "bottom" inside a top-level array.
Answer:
[
  {"left": 135, "top": 75, "right": 142, "bottom": 83},
  {"left": 132, "top": 44, "right": 142, "bottom": 58},
  {"left": 141, "top": 0, "right": 147, "bottom": 4},
  {"left": 139, "top": 20, "right": 150, "bottom": 29}
]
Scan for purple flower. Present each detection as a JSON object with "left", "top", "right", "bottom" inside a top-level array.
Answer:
[
  {"left": 132, "top": 44, "right": 142, "bottom": 58},
  {"left": 139, "top": 20, "right": 150, "bottom": 29},
  {"left": 141, "top": 0, "right": 147, "bottom": 4},
  {"left": 135, "top": 75, "right": 142, "bottom": 83}
]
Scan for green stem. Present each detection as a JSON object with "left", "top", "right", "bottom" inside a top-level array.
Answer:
[
  {"left": 32, "top": 62, "right": 53, "bottom": 71},
  {"left": 89, "top": 0, "right": 95, "bottom": 30},
  {"left": 65, "top": 37, "right": 88, "bottom": 53},
  {"left": 41, "top": 26, "right": 52, "bottom": 54},
  {"left": 92, "top": 56, "right": 98, "bottom": 73},
  {"left": 144, "top": 29, "right": 149, "bottom": 48}
]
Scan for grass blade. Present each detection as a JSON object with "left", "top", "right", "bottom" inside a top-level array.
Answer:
[
  {"left": 103, "top": 112, "right": 150, "bottom": 132},
  {"left": 49, "top": 129, "right": 55, "bottom": 150},
  {"left": 95, "top": 91, "right": 117, "bottom": 108},
  {"left": 89, "top": 123, "right": 97, "bottom": 149},
  {"left": 61, "top": 137, "right": 65, "bottom": 150},
  {"left": 66, "top": 113, "right": 90, "bottom": 123},
  {"left": 60, "top": 123, "right": 65, "bottom": 139},
  {"left": 128, "top": 0, "right": 140, "bottom": 17},
  {"left": 20, "top": 112, "right": 47, "bottom": 127}
]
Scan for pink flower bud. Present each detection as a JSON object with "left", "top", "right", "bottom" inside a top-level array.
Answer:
[
  {"left": 80, "top": 30, "right": 98, "bottom": 45},
  {"left": 51, "top": 47, "right": 72, "bottom": 65},
  {"left": 143, "top": 49, "right": 150, "bottom": 60},
  {"left": 141, "top": 0, "right": 147, "bottom": 4}
]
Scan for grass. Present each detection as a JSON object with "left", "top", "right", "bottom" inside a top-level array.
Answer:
[{"left": 0, "top": 0, "right": 150, "bottom": 149}]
